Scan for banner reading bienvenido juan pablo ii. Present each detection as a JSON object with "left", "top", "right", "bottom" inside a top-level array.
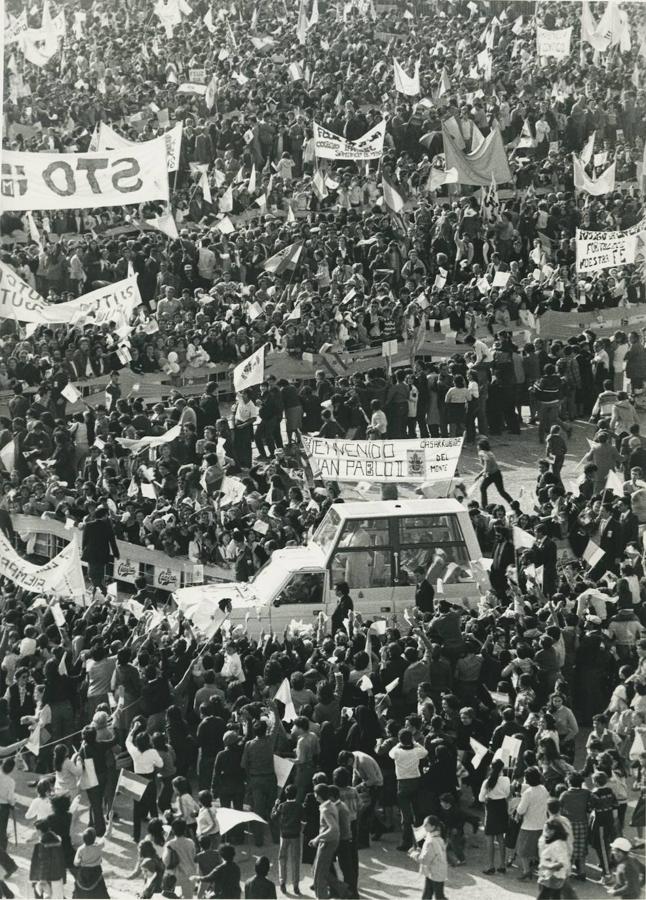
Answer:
[{"left": 301, "top": 436, "right": 463, "bottom": 483}]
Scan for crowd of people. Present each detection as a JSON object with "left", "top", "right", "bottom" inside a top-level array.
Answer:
[{"left": 1, "top": 0, "right": 646, "bottom": 897}]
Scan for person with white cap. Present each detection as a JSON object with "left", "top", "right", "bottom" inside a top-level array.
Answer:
[{"left": 607, "top": 837, "right": 641, "bottom": 898}]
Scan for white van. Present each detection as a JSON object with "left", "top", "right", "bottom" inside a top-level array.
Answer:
[{"left": 174, "top": 499, "right": 484, "bottom": 633}]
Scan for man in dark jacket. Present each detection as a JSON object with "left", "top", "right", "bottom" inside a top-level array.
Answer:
[{"left": 81, "top": 506, "right": 120, "bottom": 589}]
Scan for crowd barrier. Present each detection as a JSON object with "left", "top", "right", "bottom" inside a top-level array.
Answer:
[{"left": 12, "top": 513, "right": 233, "bottom": 593}]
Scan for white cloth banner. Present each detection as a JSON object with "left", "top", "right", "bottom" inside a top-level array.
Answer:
[
  {"left": 573, "top": 155, "right": 616, "bottom": 196},
  {"left": 536, "top": 26, "right": 572, "bottom": 62},
  {"left": 6, "top": 11, "right": 28, "bottom": 44},
  {"left": 0, "top": 264, "right": 141, "bottom": 324},
  {"left": 301, "top": 436, "right": 463, "bottom": 483},
  {"left": 116, "top": 424, "right": 181, "bottom": 453},
  {"left": 312, "top": 120, "right": 386, "bottom": 161},
  {"left": 393, "top": 57, "right": 420, "bottom": 95},
  {"left": 95, "top": 122, "right": 182, "bottom": 173},
  {"left": 1, "top": 139, "right": 169, "bottom": 211},
  {"left": 576, "top": 228, "right": 637, "bottom": 274},
  {"left": 0, "top": 528, "right": 85, "bottom": 598}
]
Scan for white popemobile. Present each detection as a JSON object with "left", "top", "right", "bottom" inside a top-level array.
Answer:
[{"left": 173, "top": 499, "right": 486, "bottom": 634}]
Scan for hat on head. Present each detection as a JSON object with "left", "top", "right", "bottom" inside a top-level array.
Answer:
[{"left": 610, "top": 837, "right": 632, "bottom": 852}]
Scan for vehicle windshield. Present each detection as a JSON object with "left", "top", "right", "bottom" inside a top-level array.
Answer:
[
  {"left": 249, "top": 560, "right": 289, "bottom": 598},
  {"left": 311, "top": 507, "right": 341, "bottom": 556}
]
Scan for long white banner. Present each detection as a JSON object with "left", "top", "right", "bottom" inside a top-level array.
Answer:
[
  {"left": 96, "top": 122, "right": 182, "bottom": 173},
  {"left": 536, "top": 26, "right": 572, "bottom": 62},
  {"left": 1, "top": 137, "right": 169, "bottom": 211},
  {"left": 576, "top": 228, "right": 637, "bottom": 273},
  {"left": 301, "top": 436, "right": 463, "bottom": 483},
  {"left": 0, "top": 528, "right": 85, "bottom": 599},
  {"left": 0, "top": 264, "right": 142, "bottom": 324},
  {"left": 313, "top": 120, "right": 386, "bottom": 161}
]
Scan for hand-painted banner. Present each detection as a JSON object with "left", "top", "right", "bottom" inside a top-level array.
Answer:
[
  {"left": 1, "top": 138, "right": 169, "bottom": 211},
  {"left": 301, "top": 436, "right": 463, "bottom": 483},
  {"left": 536, "top": 26, "right": 572, "bottom": 62},
  {"left": 0, "top": 264, "right": 142, "bottom": 324},
  {"left": 313, "top": 120, "right": 385, "bottom": 161},
  {"left": 576, "top": 228, "right": 637, "bottom": 273},
  {"left": 96, "top": 122, "right": 182, "bottom": 173},
  {"left": 0, "top": 528, "right": 85, "bottom": 598}
]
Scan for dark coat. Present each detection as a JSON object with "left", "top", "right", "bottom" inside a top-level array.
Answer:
[{"left": 81, "top": 518, "right": 119, "bottom": 565}]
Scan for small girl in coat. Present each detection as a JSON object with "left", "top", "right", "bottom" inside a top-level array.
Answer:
[{"left": 410, "top": 815, "right": 448, "bottom": 899}]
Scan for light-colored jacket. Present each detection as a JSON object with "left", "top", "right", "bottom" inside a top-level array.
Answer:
[
  {"left": 418, "top": 834, "right": 448, "bottom": 883},
  {"left": 610, "top": 399, "right": 638, "bottom": 435}
]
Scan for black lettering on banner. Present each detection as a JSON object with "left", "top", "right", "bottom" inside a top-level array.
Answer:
[
  {"left": 112, "top": 158, "right": 143, "bottom": 193},
  {"left": 77, "top": 157, "right": 109, "bottom": 193},
  {"left": 43, "top": 160, "right": 75, "bottom": 196}
]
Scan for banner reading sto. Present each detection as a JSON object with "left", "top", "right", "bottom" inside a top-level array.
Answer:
[
  {"left": 1, "top": 137, "right": 169, "bottom": 211},
  {"left": 301, "top": 436, "right": 463, "bottom": 483}
]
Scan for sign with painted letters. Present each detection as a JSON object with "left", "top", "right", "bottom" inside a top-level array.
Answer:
[
  {"left": 1, "top": 138, "right": 169, "bottom": 211},
  {"left": 301, "top": 436, "right": 464, "bottom": 483},
  {"left": 575, "top": 228, "right": 637, "bottom": 273}
]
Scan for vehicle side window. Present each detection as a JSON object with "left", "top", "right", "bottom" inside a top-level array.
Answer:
[
  {"left": 330, "top": 549, "right": 392, "bottom": 589},
  {"left": 337, "top": 518, "right": 389, "bottom": 549},
  {"left": 399, "top": 514, "right": 464, "bottom": 544},
  {"left": 274, "top": 572, "right": 324, "bottom": 606},
  {"left": 398, "top": 515, "right": 473, "bottom": 585},
  {"left": 399, "top": 545, "right": 474, "bottom": 586}
]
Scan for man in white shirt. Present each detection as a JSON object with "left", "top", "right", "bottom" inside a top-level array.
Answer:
[
  {"left": 389, "top": 728, "right": 428, "bottom": 851},
  {"left": 125, "top": 724, "right": 163, "bottom": 841}
]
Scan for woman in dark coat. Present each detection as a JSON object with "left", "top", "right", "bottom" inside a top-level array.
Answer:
[{"left": 30, "top": 818, "right": 67, "bottom": 899}]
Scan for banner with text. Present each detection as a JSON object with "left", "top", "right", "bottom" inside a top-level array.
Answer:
[
  {"left": 313, "top": 120, "right": 386, "bottom": 161},
  {"left": 1, "top": 138, "right": 169, "bottom": 211},
  {"left": 576, "top": 228, "right": 638, "bottom": 273},
  {"left": 96, "top": 122, "right": 182, "bottom": 173},
  {"left": 536, "top": 26, "right": 572, "bottom": 62},
  {"left": 0, "top": 529, "right": 85, "bottom": 599},
  {"left": 301, "top": 436, "right": 464, "bottom": 483},
  {"left": 0, "top": 265, "right": 141, "bottom": 324}
]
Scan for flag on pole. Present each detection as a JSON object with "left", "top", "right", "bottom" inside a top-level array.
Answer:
[
  {"left": 219, "top": 183, "right": 233, "bottom": 213},
  {"left": 517, "top": 119, "right": 536, "bottom": 149},
  {"left": 296, "top": 0, "right": 308, "bottom": 43},
  {"left": 583, "top": 539, "right": 605, "bottom": 568},
  {"left": 247, "top": 164, "right": 257, "bottom": 195},
  {"left": 205, "top": 74, "right": 217, "bottom": 110},
  {"left": 0, "top": 441, "right": 16, "bottom": 474},
  {"left": 312, "top": 168, "right": 328, "bottom": 200},
  {"left": 233, "top": 344, "right": 266, "bottom": 393},
  {"left": 199, "top": 170, "right": 212, "bottom": 204},
  {"left": 393, "top": 57, "right": 420, "bottom": 95},
  {"left": 286, "top": 204, "right": 297, "bottom": 225},
  {"left": 309, "top": 0, "right": 319, "bottom": 28},
  {"left": 25, "top": 212, "right": 42, "bottom": 247},
  {"left": 263, "top": 241, "right": 303, "bottom": 274},
  {"left": 115, "top": 769, "right": 149, "bottom": 800},
  {"left": 26, "top": 725, "right": 41, "bottom": 757},
  {"left": 580, "top": 131, "right": 595, "bottom": 166},
  {"left": 605, "top": 468, "right": 624, "bottom": 495},
  {"left": 274, "top": 677, "right": 297, "bottom": 722},
  {"left": 437, "top": 68, "right": 451, "bottom": 97},
  {"left": 381, "top": 176, "right": 404, "bottom": 213},
  {"left": 480, "top": 173, "right": 500, "bottom": 223}
]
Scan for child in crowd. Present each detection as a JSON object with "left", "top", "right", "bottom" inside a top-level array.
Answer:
[
  {"left": 410, "top": 815, "right": 448, "bottom": 900},
  {"left": 437, "top": 793, "right": 479, "bottom": 867}
]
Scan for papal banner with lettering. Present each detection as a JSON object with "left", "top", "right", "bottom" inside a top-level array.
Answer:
[
  {"left": 1, "top": 137, "right": 169, "bottom": 211},
  {"left": 301, "top": 436, "right": 463, "bottom": 483},
  {"left": 313, "top": 120, "right": 386, "bottom": 161}
]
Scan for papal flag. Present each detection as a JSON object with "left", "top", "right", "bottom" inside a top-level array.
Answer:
[
  {"left": 263, "top": 241, "right": 303, "bottom": 274},
  {"left": 233, "top": 344, "right": 266, "bottom": 392}
]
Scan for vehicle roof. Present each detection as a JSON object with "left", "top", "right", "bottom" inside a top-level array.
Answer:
[{"left": 327, "top": 498, "right": 467, "bottom": 518}]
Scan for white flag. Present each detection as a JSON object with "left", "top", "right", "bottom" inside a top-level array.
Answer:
[
  {"left": 199, "top": 170, "right": 212, "bottom": 204},
  {"left": 393, "top": 57, "right": 420, "bottom": 95},
  {"left": 233, "top": 344, "right": 266, "bottom": 392}
]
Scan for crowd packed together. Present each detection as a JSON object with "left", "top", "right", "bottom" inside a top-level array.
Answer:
[{"left": 1, "top": 0, "right": 646, "bottom": 898}]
